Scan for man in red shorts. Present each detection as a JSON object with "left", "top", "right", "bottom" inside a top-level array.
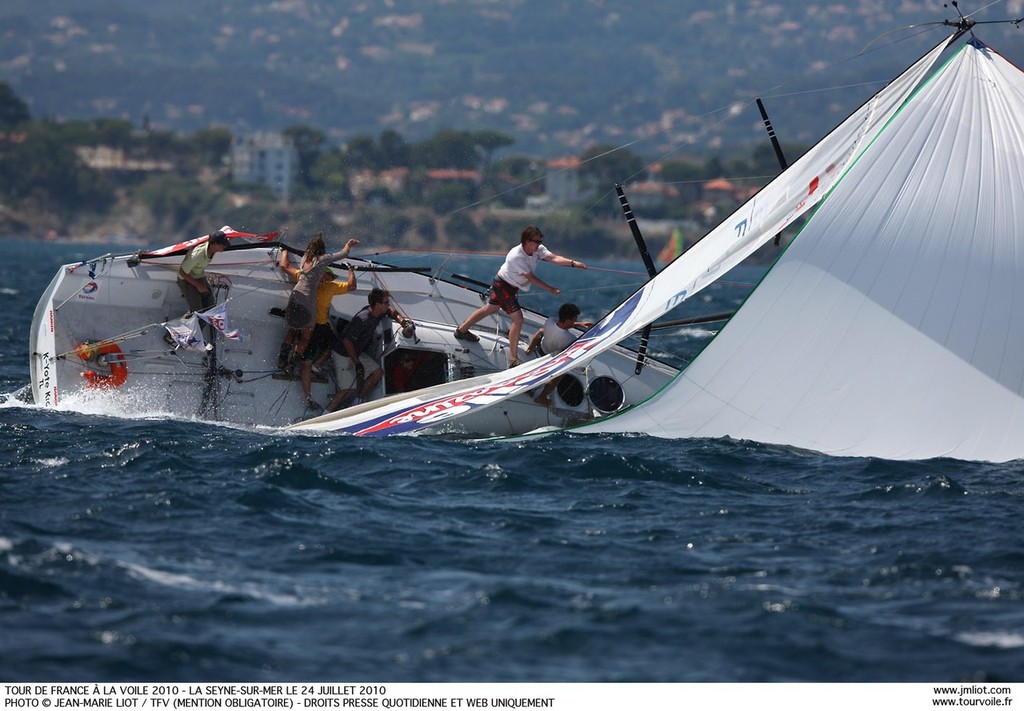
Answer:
[{"left": 453, "top": 225, "right": 587, "bottom": 367}]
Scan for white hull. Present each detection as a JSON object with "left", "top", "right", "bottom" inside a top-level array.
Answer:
[{"left": 29, "top": 241, "right": 677, "bottom": 436}]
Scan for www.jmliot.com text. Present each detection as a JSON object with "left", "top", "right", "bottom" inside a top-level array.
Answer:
[{"left": 933, "top": 686, "right": 1014, "bottom": 707}]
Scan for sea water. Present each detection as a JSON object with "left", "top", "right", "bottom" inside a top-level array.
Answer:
[{"left": 2, "top": 238, "right": 1023, "bottom": 682}]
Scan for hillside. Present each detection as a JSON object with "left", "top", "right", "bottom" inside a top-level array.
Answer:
[{"left": 3, "top": 0, "right": 1022, "bottom": 158}]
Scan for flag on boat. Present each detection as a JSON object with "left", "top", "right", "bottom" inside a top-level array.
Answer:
[
  {"left": 657, "top": 228, "right": 684, "bottom": 264},
  {"left": 164, "top": 315, "right": 207, "bottom": 351},
  {"left": 197, "top": 303, "right": 243, "bottom": 340}
]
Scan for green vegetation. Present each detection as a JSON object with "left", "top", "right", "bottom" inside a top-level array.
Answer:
[{"left": 0, "top": 82, "right": 799, "bottom": 257}]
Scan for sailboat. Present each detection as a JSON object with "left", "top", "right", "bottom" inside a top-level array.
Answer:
[
  {"left": 294, "top": 23, "right": 1024, "bottom": 462},
  {"left": 29, "top": 230, "right": 678, "bottom": 434}
]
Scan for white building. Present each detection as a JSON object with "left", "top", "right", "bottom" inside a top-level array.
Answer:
[{"left": 231, "top": 132, "right": 299, "bottom": 201}]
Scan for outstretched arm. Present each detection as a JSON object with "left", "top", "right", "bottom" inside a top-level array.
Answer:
[
  {"left": 323, "top": 238, "right": 362, "bottom": 265},
  {"left": 544, "top": 253, "right": 587, "bottom": 270},
  {"left": 341, "top": 238, "right": 359, "bottom": 257}
]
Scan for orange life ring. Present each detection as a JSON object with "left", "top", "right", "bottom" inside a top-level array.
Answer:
[{"left": 76, "top": 342, "right": 129, "bottom": 389}]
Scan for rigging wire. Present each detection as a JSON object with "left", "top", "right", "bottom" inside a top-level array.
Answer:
[
  {"left": 548, "top": 4, "right": 1022, "bottom": 251},
  {"left": 509, "top": 19, "right": 961, "bottom": 242}
]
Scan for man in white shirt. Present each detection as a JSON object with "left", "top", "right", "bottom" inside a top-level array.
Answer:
[
  {"left": 525, "top": 303, "right": 594, "bottom": 406},
  {"left": 453, "top": 225, "right": 587, "bottom": 367}
]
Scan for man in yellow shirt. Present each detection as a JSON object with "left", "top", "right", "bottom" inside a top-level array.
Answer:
[{"left": 278, "top": 249, "right": 357, "bottom": 412}]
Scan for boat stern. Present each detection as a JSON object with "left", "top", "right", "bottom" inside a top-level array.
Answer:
[{"left": 29, "top": 267, "right": 63, "bottom": 408}]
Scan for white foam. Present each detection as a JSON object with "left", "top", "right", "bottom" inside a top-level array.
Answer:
[
  {"left": 954, "top": 631, "right": 1024, "bottom": 649},
  {"left": 121, "top": 561, "right": 320, "bottom": 607},
  {"left": 31, "top": 457, "right": 71, "bottom": 467}
]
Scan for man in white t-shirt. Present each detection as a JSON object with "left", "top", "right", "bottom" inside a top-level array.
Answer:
[
  {"left": 525, "top": 303, "right": 594, "bottom": 406},
  {"left": 453, "top": 225, "right": 587, "bottom": 367}
]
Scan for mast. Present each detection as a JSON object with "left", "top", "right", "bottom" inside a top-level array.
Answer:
[
  {"left": 615, "top": 183, "right": 658, "bottom": 375},
  {"left": 756, "top": 97, "right": 790, "bottom": 246},
  {"left": 756, "top": 97, "right": 789, "bottom": 172}
]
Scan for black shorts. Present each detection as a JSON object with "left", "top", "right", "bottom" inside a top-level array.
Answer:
[
  {"left": 487, "top": 279, "right": 521, "bottom": 314},
  {"left": 299, "top": 323, "right": 334, "bottom": 362}
]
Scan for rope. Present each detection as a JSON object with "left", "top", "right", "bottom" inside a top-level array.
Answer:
[
  {"left": 54, "top": 323, "right": 165, "bottom": 361},
  {"left": 357, "top": 246, "right": 506, "bottom": 259}
]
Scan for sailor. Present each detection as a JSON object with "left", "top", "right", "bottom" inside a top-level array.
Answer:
[
  {"left": 176, "top": 230, "right": 231, "bottom": 340},
  {"left": 327, "top": 288, "right": 413, "bottom": 410},
  {"left": 278, "top": 248, "right": 357, "bottom": 412},
  {"left": 177, "top": 230, "right": 230, "bottom": 316},
  {"left": 453, "top": 225, "right": 586, "bottom": 367},
  {"left": 389, "top": 350, "right": 429, "bottom": 393},
  {"left": 284, "top": 232, "right": 359, "bottom": 370},
  {"left": 525, "top": 303, "right": 593, "bottom": 406}
]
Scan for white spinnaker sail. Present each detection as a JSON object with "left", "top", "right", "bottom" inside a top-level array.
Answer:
[
  {"left": 576, "top": 39, "right": 1024, "bottom": 462},
  {"left": 288, "top": 35, "right": 954, "bottom": 437}
]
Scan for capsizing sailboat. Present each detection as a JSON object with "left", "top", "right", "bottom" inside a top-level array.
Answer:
[
  {"left": 294, "top": 21, "right": 1024, "bottom": 462},
  {"left": 29, "top": 230, "right": 678, "bottom": 434},
  {"left": 573, "top": 30, "right": 1024, "bottom": 462}
]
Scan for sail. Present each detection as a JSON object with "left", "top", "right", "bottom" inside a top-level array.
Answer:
[
  {"left": 575, "top": 39, "right": 1024, "bottom": 462},
  {"left": 288, "top": 35, "right": 954, "bottom": 438},
  {"left": 137, "top": 226, "right": 279, "bottom": 259}
]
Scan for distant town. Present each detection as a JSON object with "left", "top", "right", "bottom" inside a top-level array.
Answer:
[{"left": 0, "top": 81, "right": 792, "bottom": 258}]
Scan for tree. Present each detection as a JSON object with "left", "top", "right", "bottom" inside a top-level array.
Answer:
[
  {"left": 542, "top": 208, "right": 621, "bottom": 257},
  {"left": 134, "top": 173, "right": 225, "bottom": 233},
  {"left": 189, "top": 126, "right": 233, "bottom": 167},
  {"left": 472, "top": 129, "right": 514, "bottom": 174},
  {"left": 284, "top": 125, "right": 328, "bottom": 186},
  {"left": 140, "top": 129, "right": 184, "bottom": 161},
  {"left": 749, "top": 141, "right": 807, "bottom": 176},
  {"left": 579, "top": 143, "right": 646, "bottom": 186},
  {"left": 578, "top": 144, "right": 647, "bottom": 217},
  {"left": 444, "top": 211, "right": 480, "bottom": 248},
  {"left": 348, "top": 206, "right": 412, "bottom": 243},
  {"left": 412, "top": 130, "right": 478, "bottom": 170},
  {"left": 426, "top": 183, "right": 475, "bottom": 216},
  {"left": 414, "top": 215, "right": 437, "bottom": 243},
  {"left": 378, "top": 129, "right": 410, "bottom": 168},
  {"left": 309, "top": 149, "right": 349, "bottom": 202},
  {"left": 0, "top": 83, "right": 30, "bottom": 127},
  {"left": 91, "top": 118, "right": 134, "bottom": 149},
  {"left": 0, "top": 122, "right": 114, "bottom": 215},
  {"left": 660, "top": 159, "right": 706, "bottom": 203},
  {"left": 495, "top": 155, "right": 543, "bottom": 182},
  {"left": 344, "top": 134, "right": 379, "bottom": 170}
]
